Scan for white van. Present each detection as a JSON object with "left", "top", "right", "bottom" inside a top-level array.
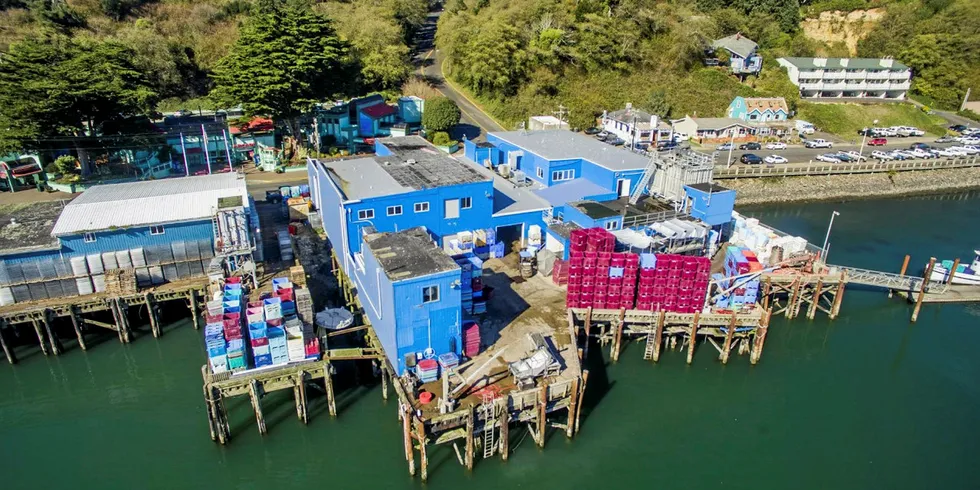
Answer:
[{"left": 795, "top": 120, "right": 815, "bottom": 135}]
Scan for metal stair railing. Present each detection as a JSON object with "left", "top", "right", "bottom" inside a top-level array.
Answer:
[{"left": 831, "top": 265, "right": 949, "bottom": 294}]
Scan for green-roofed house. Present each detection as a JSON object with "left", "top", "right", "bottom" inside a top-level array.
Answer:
[{"left": 777, "top": 57, "right": 912, "bottom": 100}]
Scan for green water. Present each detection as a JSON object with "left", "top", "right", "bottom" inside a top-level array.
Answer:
[{"left": 3, "top": 193, "right": 980, "bottom": 489}]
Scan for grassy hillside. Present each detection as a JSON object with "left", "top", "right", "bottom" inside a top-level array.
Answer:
[{"left": 796, "top": 102, "right": 947, "bottom": 138}]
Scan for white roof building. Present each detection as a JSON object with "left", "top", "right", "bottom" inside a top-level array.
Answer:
[{"left": 52, "top": 173, "right": 250, "bottom": 236}]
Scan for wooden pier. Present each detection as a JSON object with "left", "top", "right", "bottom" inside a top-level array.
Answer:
[
  {"left": 569, "top": 306, "right": 772, "bottom": 364},
  {"left": 0, "top": 278, "right": 208, "bottom": 364}
]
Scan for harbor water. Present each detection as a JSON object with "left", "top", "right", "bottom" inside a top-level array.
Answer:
[{"left": 2, "top": 192, "right": 979, "bottom": 489}]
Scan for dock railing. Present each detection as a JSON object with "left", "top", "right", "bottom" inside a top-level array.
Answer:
[{"left": 714, "top": 155, "right": 980, "bottom": 179}]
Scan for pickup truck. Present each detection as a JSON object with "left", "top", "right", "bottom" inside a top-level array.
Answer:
[{"left": 804, "top": 139, "right": 833, "bottom": 149}]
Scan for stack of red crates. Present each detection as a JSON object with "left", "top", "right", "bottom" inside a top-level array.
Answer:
[
  {"left": 635, "top": 253, "right": 711, "bottom": 313},
  {"left": 566, "top": 228, "right": 639, "bottom": 310},
  {"left": 552, "top": 259, "right": 569, "bottom": 286},
  {"left": 462, "top": 321, "right": 481, "bottom": 358}
]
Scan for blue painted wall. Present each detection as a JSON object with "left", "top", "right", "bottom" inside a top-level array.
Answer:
[
  {"left": 398, "top": 97, "right": 424, "bottom": 124},
  {"left": 727, "top": 96, "right": 788, "bottom": 122},
  {"left": 353, "top": 231, "right": 462, "bottom": 376},
  {"left": 562, "top": 203, "right": 622, "bottom": 231},
  {"left": 463, "top": 140, "right": 492, "bottom": 166},
  {"left": 486, "top": 134, "right": 645, "bottom": 194},
  {"left": 683, "top": 185, "right": 736, "bottom": 227}
]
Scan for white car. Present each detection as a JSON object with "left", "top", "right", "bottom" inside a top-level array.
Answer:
[
  {"left": 841, "top": 151, "right": 868, "bottom": 162},
  {"left": 816, "top": 153, "right": 841, "bottom": 163},
  {"left": 871, "top": 150, "right": 894, "bottom": 160},
  {"left": 907, "top": 149, "right": 932, "bottom": 159},
  {"left": 672, "top": 132, "right": 690, "bottom": 141},
  {"left": 764, "top": 155, "right": 788, "bottom": 164},
  {"left": 805, "top": 139, "right": 833, "bottom": 149},
  {"left": 955, "top": 146, "right": 980, "bottom": 155},
  {"left": 907, "top": 128, "right": 925, "bottom": 137},
  {"left": 765, "top": 142, "right": 787, "bottom": 150},
  {"left": 876, "top": 128, "right": 898, "bottom": 137},
  {"left": 932, "top": 148, "right": 960, "bottom": 157}
]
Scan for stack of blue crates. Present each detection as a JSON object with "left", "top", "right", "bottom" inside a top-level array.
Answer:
[
  {"left": 223, "top": 285, "right": 247, "bottom": 370},
  {"left": 470, "top": 256, "right": 486, "bottom": 314},
  {"left": 205, "top": 322, "right": 227, "bottom": 373},
  {"left": 712, "top": 247, "right": 762, "bottom": 309},
  {"left": 457, "top": 256, "right": 473, "bottom": 314},
  {"left": 268, "top": 326, "right": 288, "bottom": 364},
  {"left": 249, "top": 320, "right": 272, "bottom": 368}
]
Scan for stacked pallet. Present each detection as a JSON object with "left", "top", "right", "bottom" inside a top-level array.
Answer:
[
  {"left": 552, "top": 259, "right": 569, "bottom": 286},
  {"left": 564, "top": 228, "right": 627, "bottom": 309},
  {"left": 635, "top": 254, "right": 711, "bottom": 313},
  {"left": 278, "top": 231, "right": 294, "bottom": 263},
  {"left": 104, "top": 268, "right": 137, "bottom": 295},
  {"left": 204, "top": 278, "right": 247, "bottom": 373},
  {"left": 713, "top": 246, "right": 761, "bottom": 310},
  {"left": 455, "top": 254, "right": 485, "bottom": 315}
]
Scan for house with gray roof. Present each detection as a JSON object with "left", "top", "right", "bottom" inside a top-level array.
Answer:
[
  {"left": 600, "top": 103, "right": 673, "bottom": 147},
  {"left": 777, "top": 57, "right": 912, "bottom": 100},
  {"left": 712, "top": 33, "right": 762, "bottom": 75}
]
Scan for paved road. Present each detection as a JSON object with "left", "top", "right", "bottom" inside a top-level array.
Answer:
[{"left": 414, "top": 10, "right": 505, "bottom": 142}]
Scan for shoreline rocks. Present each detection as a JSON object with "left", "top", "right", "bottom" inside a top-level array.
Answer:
[{"left": 725, "top": 167, "right": 980, "bottom": 205}]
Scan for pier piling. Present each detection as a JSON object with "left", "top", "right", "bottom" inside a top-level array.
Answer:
[
  {"left": 911, "top": 257, "right": 936, "bottom": 323},
  {"left": 465, "top": 405, "right": 474, "bottom": 470},
  {"left": 189, "top": 291, "right": 200, "bottom": 330},
  {"left": 687, "top": 311, "right": 701, "bottom": 364},
  {"left": 0, "top": 320, "right": 15, "bottom": 364},
  {"left": 947, "top": 258, "right": 961, "bottom": 285},
  {"left": 721, "top": 311, "right": 737, "bottom": 364},
  {"left": 892, "top": 254, "right": 911, "bottom": 298},
  {"left": 32, "top": 318, "right": 49, "bottom": 356},
  {"left": 69, "top": 306, "right": 86, "bottom": 350},
  {"left": 248, "top": 379, "right": 267, "bottom": 435},
  {"left": 402, "top": 404, "right": 415, "bottom": 476},
  {"left": 42, "top": 309, "right": 61, "bottom": 355},
  {"left": 500, "top": 410, "right": 510, "bottom": 460}
]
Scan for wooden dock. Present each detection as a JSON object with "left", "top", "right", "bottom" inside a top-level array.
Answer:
[
  {"left": 0, "top": 277, "right": 208, "bottom": 364},
  {"left": 893, "top": 284, "right": 980, "bottom": 304}
]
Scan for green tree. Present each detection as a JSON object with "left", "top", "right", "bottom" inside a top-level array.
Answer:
[
  {"left": 212, "top": 0, "right": 350, "bottom": 158},
  {"left": 0, "top": 35, "right": 157, "bottom": 176},
  {"left": 644, "top": 89, "right": 672, "bottom": 118},
  {"left": 319, "top": 1, "right": 411, "bottom": 91},
  {"left": 27, "top": 0, "right": 85, "bottom": 29},
  {"left": 422, "top": 96, "right": 461, "bottom": 133}
]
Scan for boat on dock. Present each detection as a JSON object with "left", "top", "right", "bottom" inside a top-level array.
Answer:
[{"left": 929, "top": 251, "right": 980, "bottom": 285}]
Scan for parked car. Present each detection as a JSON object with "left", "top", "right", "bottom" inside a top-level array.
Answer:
[
  {"left": 606, "top": 137, "right": 625, "bottom": 146},
  {"left": 907, "top": 128, "right": 925, "bottom": 137},
  {"left": 765, "top": 142, "right": 787, "bottom": 150},
  {"left": 805, "top": 138, "right": 833, "bottom": 149},
  {"left": 935, "top": 135, "right": 955, "bottom": 143},
  {"left": 857, "top": 128, "right": 876, "bottom": 136},
  {"left": 949, "top": 124, "right": 969, "bottom": 133},
  {"left": 632, "top": 141, "right": 650, "bottom": 151},
  {"left": 834, "top": 152, "right": 854, "bottom": 162},
  {"left": 175, "top": 109, "right": 192, "bottom": 117},
  {"left": 934, "top": 148, "right": 962, "bottom": 157},
  {"left": 890, "top": 150, "right": 914, "bottom": 160},
  {"left": 716, "top": 142, "right": 733, "bottom": 151},
  {"left": 909, "top": 142, "right": 931, "bottom": 150},
  {"left": 738, "top": 142, "right": 761, "bottom": 150},
  {"left": 841, "top": 151, "right": 868, "bottom": 162},
  {"left": 740, "top": 153, "right": 763, "bottom": 165},
  {"left": 875, "top": 128, "right": 898, "bottom": 137},
  {"left": 868, "top": 137, "right": 887, "bottom": 146},
  {"left": 952, "top": 145, "right": 980, "bottom": 155},
  {"left": 596, "top": 130, "right": 610, "bottom": 139},
  {"left": 673, "top": 132, "right": 690, "bottom": 141},
  {"left": 907, "top": 148, "right": 932, "bottom": 159},
  {"left": 265, "top": 190, "right": 283, "bottom": 203},
  {"left": 583, "top": 127, "right": 602, "bottom": 135},
  {"left": 764, "top": 155, "right": 788, "bottom": 164},
  {"left": 656, "top": 141, "right": 678, "bottom": 152},
  {"left": 871, "top": 150, "right": 894, "bottom": 161},
  {"left": 816, "top": 153, "right": 842, "bottom": 163}
]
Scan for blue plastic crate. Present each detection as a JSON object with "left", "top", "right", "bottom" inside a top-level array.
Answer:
[
  {"left": 640, "top": 253, "right": 657, "bottom": 269},
  {"left": 609, "top": 267, "right": 625, "bottom": 278}
]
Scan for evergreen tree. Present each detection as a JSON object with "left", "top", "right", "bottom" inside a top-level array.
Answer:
[
  {"left": 0, "top": 35, "right": 157, "bottom": 176},
  {"left": 422, "top": 96, "right": 461, "bottom": 133},
  {"left": 211, "top": 0, "right": 350, "bottom": 158}
]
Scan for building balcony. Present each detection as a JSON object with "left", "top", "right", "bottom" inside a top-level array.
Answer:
[
  {"left": 888, "top": 81, "right": 911, "bottom": 90},
  {"left": 799, "top": 70, "right": 823, "bottom": 78},
  {"left": 865, "top": 71, "right": 889, "bottom": 80},
  {"left": 822, "top": 82, "right": 846, "bottom": 90},
  {"left": 845, "top": 82, "right": 866, "bottom": 90},
  {"left": 799, "top": 82, "right": 824, "bottom": 91},
  {"left": 844, "top": 70, "right": 866, "bottom": 79}
]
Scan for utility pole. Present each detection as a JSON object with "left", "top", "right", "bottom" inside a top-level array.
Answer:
[
  {"left": 553, "top": 104, "right": 569, "bottom": 129},
  {"left": 180, "top": 133, "right": 190, "bottom": 177}
]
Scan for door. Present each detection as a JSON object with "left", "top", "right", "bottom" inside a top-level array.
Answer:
[
  {"left": 444, "top": 198, "right": 459, "bottom": 219},
  {"left": 617, "top": 179, "right": 630, "bottom": 198}
]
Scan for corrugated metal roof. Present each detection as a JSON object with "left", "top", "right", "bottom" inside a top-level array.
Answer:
[
  {"left": 51, "top": 173, "right": 249, "bottom": 236},
  {"left": 778, "top": 57, "right": 909, "bottom": 71},
  {"left": 489, "top": 131, "right": 649, "bottom": 171}
]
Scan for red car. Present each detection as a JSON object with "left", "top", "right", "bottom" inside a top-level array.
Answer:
[{"left": 868, "top": 137, "right": 887, "bottom": 146}]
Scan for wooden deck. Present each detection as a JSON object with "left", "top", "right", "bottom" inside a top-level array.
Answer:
[{"left": 894, "top": 284, "right": 980, "bottom": 304}]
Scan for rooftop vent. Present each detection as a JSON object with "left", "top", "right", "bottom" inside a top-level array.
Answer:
[{"left": 406, "top": 158, "right": 417, "bottom": 165}]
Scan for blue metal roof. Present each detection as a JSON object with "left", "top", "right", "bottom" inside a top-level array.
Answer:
[{"left": 534, "top": 179, "right": 612, "bottom": 207}]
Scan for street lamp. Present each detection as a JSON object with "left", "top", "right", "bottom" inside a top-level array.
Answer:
[
  {"left": 821, "top": 210, "right": 840, "bottom": 262},
  {"left": 859, "top": 119, "right": 879, "bottom": 156}
]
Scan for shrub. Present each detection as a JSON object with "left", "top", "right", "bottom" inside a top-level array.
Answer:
[
  {"left": 431, "top": 131, "right": 452, "bottom": 146},
  {"left": 422, "top": 96, "right": 461, "bottom": 133}
]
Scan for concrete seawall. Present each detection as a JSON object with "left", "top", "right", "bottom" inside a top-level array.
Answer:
[{"left": 728, "top": 167, "right": 980, "bottom": 205}]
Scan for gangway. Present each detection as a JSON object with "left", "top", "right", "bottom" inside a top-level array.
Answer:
[{"left": 828, "top": 265, "right": 949, "bottom": 294}]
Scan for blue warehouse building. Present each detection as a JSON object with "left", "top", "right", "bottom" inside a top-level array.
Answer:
[
  {"left": 307, "top": 136, "right": 549, "bottom": 374},
  {"left": 0, "top": 173, "right": 255, "bottom": 305},
  {"left": 360, "top": 227, "right": 463, "bottom": 374},
  {"left": 470, "top": 130, "right": 649, "bottom": 197},
  {"left": 682, "top": 183, "right": 736, "bottom": 227}
]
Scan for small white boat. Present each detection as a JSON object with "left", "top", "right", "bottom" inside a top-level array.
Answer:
[{"left": 929, "top": 251, "right": 980, "bottom": 285}]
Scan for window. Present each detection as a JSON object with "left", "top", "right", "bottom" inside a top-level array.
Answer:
[
  {"left": 552, "top": 169, "right": 574, "bottom": 182},
  {"left": 414, "top": 202, "right": 429, "bottom": 213},
  {"left": 536, "top": 167, "right": 544, "bottom": 179},
  {"left": 386, "top": 205, "right": 402, "bottom": 216},
  {"left": 83, "top": 232, "right": 96, "bottom": 243},
  {"left": 461, "top": 197, "right": 472, "bottom": 209},
  {"left": 149, "top": 225, "right": 165, "bottom": 235},
  {"left": 422, "top": 285, "right": 439, "bottom": 303},
  {"left": 357, "top": 209, "right": 374, "bottom": 220},
  {"left": 604, "top": 221, "right": 619, "bottom": 231}
]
